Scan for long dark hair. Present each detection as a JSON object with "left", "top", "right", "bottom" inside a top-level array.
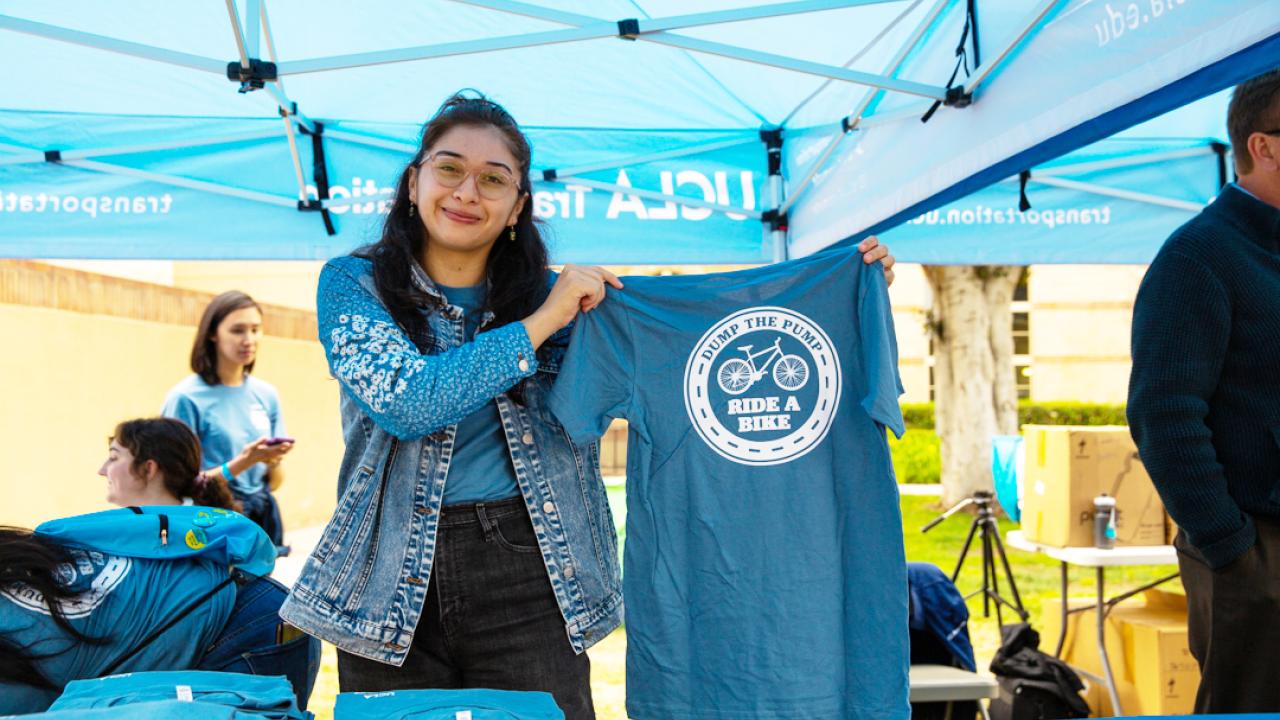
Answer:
[
  {"left": 190, "top": 291, "right": 262, "bottom": 385},
  {"left": 0, "top": 528, "right": 108, "bottom": 688},
  {"left": 360, "top": 91, "right": 549, "bottom": 357},
  {"left": 112, "top": 418, "right": 241, "bottom": 512}
]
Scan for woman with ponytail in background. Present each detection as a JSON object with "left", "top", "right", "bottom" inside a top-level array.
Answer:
[
  {"left": 0, "top": 417, "right": 319, "bottom": 714},
  {"left": 99, "top": 417, "right": 239, "bottom": 511}
]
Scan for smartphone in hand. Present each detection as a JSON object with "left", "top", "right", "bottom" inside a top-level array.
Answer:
[{"left": 265, "top": 437, "right": 295, "bottom": 446}]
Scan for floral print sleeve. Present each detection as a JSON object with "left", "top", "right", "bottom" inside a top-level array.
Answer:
[{"left": 316, "top": 256, "right": 537, "bottom": 440}]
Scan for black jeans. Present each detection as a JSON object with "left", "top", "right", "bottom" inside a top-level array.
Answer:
[
  {"left": 1176, "top": 514, "right": 1280, "bottom": 713},
  {"left": 234, "top": 487, "right": 285, "bottom": 550},
  {"left": 337, "top": 496, "right": 594, "bottom": 720}
]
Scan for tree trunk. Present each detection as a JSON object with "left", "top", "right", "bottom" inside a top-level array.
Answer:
[{"left": 922, "top": 265, "right": 1021, "bottom": 507}]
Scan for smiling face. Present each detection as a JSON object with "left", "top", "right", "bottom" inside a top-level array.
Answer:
[
  {"left": 99, "top": 440, "right": 149, "bottom": 506},
  {"left": 212, "top": 306, "right": 263, "bottom": 372},
  {"left": 409, "top": 124, "right": 527, "bottom": 261}
]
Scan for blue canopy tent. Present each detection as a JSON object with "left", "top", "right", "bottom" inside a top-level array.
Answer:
[
  {"left": 0, "top": 1, "right": 1276, "bottom": 264},
  {"left": 878, "top": 90, "right": 1236, "bottom": 264}
]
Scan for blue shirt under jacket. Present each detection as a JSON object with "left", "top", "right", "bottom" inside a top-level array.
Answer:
[{"left": 436, "top": 283, "right": 521, "bottom": 505}]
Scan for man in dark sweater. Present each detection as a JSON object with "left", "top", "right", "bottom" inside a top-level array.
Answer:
[{"left": 1128, "top": 68, "right": 1280, "bottom": 713}]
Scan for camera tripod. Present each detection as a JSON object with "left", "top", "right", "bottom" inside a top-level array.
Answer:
[{"left": 922, "top": 490, "right": 1028, "bottom": 626}]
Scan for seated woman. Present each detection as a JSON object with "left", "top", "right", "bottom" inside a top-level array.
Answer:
[
  {"left": 99, "top": 417, "right": 241, "bottom": 511},
  {"left": 0, "top": 418, "right": 317, "bottom": 715}
]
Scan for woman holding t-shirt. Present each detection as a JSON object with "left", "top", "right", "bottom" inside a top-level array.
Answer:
[
  {"left": 279, "top": 92, "right": 895, "bottom": 718},
  {"left": 163, "top": 291, "right": 293, "bottom": 551}
]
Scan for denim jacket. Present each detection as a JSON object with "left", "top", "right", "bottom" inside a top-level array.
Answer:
[{"left": 279, "top": 255, "right": 623, "bottom": 665}]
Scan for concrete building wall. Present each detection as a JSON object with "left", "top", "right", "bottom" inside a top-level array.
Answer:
[
  {"left": 1026, "top": 265, "right": 1144, "bottom": 403},
  {"left": 172, "top": 260, "right": 326, "bottom": 311},
  {"left": 886, "top": 263, "right": 1146, "bottom": 404},
  {"left": 0, "top": 262, "right": 343, "bottom": 532},
  {"left": 7, "top": 258, "right": 1148, "bottom": 532}
]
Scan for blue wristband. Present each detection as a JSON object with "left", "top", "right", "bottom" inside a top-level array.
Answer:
[{"left": 220, "top": 462, "right": 234, "bottom": 482}]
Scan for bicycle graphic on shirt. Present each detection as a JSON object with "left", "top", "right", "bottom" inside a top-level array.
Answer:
[{"left": 716, "top": 337, "right": 810, "bottom": 395}]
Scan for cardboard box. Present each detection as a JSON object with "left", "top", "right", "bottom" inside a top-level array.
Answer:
[
  {"left": 1041, "top": 590, "right": 1198, "bottom": 717},
  {"left": 1021, "top": 426, "right": 1166, "bottom": 547}
]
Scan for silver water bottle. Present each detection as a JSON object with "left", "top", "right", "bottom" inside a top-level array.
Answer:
[{"left": 1093, "top": 493, "right": 1117, "bottom": 549}]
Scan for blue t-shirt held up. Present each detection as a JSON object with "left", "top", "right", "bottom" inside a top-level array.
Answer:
[{"left": 548, "top": 251, "right": 908, "bottom": 720}]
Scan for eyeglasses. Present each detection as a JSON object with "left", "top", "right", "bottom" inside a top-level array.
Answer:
[{"left": 421, "top": 153, "right": 520, "bottom": 200}]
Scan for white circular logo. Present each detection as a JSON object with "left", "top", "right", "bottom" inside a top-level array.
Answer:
[{"left": 683, "top": 306, "right": 841, "bottom": 466}]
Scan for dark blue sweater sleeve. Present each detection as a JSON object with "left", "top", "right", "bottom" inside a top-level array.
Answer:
[{"left": 1127, "top": 249, "right": 1254, "bottom": 569}]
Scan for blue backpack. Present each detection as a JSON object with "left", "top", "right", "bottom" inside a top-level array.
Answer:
[
  {"left": 36, "top": 506, "right": 277, "bottom": 577},
  {"left": 33, "top": 508, "right": 319, "bottom": 709}
]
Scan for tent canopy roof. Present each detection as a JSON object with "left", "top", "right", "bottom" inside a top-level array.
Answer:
[{"left": 2, "top": 1, "right": 1276, "bottom": 264}]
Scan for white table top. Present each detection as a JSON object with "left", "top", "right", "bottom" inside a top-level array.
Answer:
[
  {"left": 1005, "top": 530, "right": 1178, "bottom": 567},
  {"left": 908, "top": 664, "right": 998, "bottom": 703}
]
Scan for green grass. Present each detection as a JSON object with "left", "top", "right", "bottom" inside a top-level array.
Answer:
[
  {"left": 900, "top": 494, "right": 1180, "bottom": 662},
  {"left": 305, "top": 492, "right": 1182, "bottom": 720},
  {"left": 889, "top": 428, "right": 941, "bottom": 484}
]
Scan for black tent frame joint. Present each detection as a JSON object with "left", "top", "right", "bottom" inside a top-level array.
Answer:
[
  {"left": 762, "top": 209, "right": 787, "bottom": 232},
  {"left": 944, "top": 86, "right": 972, "bottom": 108},
  {"left": 617, "top": 18, "right": 640, "bottom": 40},
  {"left": 226, "top": 59, "right": 278, "bottom": 93},
  {"left": 44, "top": 149, "right": 62, "bottom": 163},
  {"left": 542, "top": 168, "right": 558, "bottom": 182},
  {"left": 1210, "top": 141, "right": 1230, "bottom": 189},
  {"left": 760, "top": 127, "right": 783, "bottom": 176}
]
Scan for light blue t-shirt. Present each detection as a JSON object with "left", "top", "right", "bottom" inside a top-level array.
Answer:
[
  {"left": 334, "top": 688, "right": 564, "bottom": 719},
  {"left": 162, "top": 374, "right": 286, "bottom": 496},
  {"left": 437, "top": 283, "right": 520, "bottom": 505},
  {"left": 0, "top": 552, "right": 235, "bottom": 715},
  {"left": 47, "top": 671, "right": 307, "bottom": 719},
  {"left": 548, "top": 251, "right": 909, "bottom": 720}
]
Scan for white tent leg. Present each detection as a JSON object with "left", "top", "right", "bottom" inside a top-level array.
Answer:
[
  {"left": 321, "top": 130, "right": 418, "bottom": 154},
  {"left": 780, "top": 0, "right": 950, "bottom": 218},
  {"left": 1028, "top": 176, "right": 1205, "bottom": 212},
  {"left": 450, "top": 0, "right": 946, "bottom": 97},
  {"left": 255, "top": 1, "right": 310, "bottom": 203},
  {"left": 0, "top": 14, "right": 223, "bottom": 73},
  {"left": 963, "top": 0, "right": 1062, "bottom": 96},
  {"left": 244, "top": 0, "right": 261, "bottom": 58},
  {"left": 224, "top": 0, "right": 251, "bottom": 71},
  {"left": 1033, "top": 147, "right": 1216, "bottom": 176},
  {"left": 546, "top": 137, "right": 758, "bottom": 180},
  {"left": 782, "top": 0, "right": 927, "bottom": 126},
  {"left": 61, "top": 159, "right": 299, "bottom": 208}
]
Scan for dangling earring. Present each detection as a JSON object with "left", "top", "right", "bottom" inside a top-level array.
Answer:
[
  {"left": 509, "top": 225, "right": 517, "bottom": 242},
  {"left": 409, "top": 203, "right": 417, "bottom": 218}
]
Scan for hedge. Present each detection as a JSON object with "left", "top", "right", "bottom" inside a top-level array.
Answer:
[
  {"left": 900, "top": 401, "right": 1127, "bottom": 430},
  {"left": 893, "top": 401, "right": 1128, "bottom": 483}
]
